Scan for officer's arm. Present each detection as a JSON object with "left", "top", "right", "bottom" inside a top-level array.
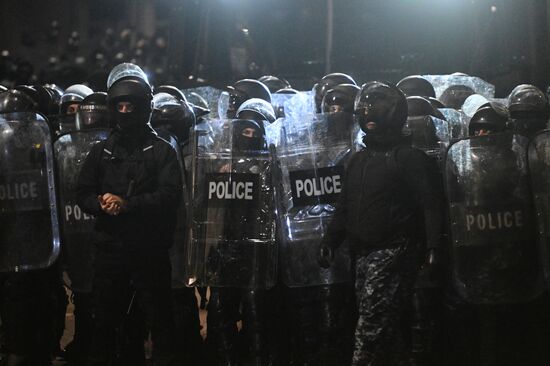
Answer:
[
  {"left": 76, "top": 143, "right": 103, "bottom": 216},
  {"left": 321, "top": 157, "right": 352, "bottom": 250},
  {"left": 125, "top": 143, "right": 182, "bottom": 213},
  {"left": 400, "top": 149, "right": 445, "bottom": 249}
]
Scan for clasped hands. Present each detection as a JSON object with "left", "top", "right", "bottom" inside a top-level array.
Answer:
[{"left": 98, "top": 193, "right": 127, "bottom": 216}]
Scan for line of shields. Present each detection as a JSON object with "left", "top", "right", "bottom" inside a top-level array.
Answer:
[{"left": 2, "top": 106, "right": 550, "bottom": 309}]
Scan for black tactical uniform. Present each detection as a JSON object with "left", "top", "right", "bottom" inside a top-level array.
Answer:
[
  {"left": 77, "top": 63, "right": 181, "bottom": 366},
  {"left": 321, "top": 82, "right": 444, "bottom": 366}
]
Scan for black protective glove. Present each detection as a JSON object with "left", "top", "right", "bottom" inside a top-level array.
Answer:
[{"left": 318, "top": 242, "right": 335, "bottom": 269}]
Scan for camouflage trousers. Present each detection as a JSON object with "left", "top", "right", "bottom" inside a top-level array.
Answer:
[{"left": 352, "top": 242, "right": 420, "bottom": 366}]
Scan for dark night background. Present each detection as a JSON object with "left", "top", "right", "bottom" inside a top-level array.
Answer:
[{"left": 0, "top": 0, "right": 548, "bottom": 96}]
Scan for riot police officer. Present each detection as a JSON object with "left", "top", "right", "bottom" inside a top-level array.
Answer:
[
  {"left": 220, "top": 79, "right": 271, "bottom": 119},
  {"left": 507, "top": 84, "right": 549, "bottom": 138},
  {"left": 258, "top": 75, "right": 291, "bottom": 94},
  {"left": 319, "top": 82, "right": 445, "bottom": 365},
  {"left": 313, "top": 73, "right": 357, "bottom": 113},
  {"left": 203, "top": 116, "right": 275, "bottom": 366},
  {"left": 397, "top": 75, "right": 436, "bottom": 99},
  {"left": 77, "top": 63, "right": 181, "bottom": 366},
  {"left": 150, "top": 91, "right": 203, "bottom": 365},
  {"left": 57, "top": 91, "right": 110, "bottom": 365},
  {"left": 0, "top": 88, "right": 66, "bottom": 366},
  {"left": 59, "top": 84, "right": 93, "bottom": 133},
  {"left": 468, "top": 102, "right": 509, "bottom": 137}
]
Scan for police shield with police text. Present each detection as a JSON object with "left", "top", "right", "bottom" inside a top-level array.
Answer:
[
  {"left": 55, "top": 93, "right": 110, "bottom": 293},
  {"left": 446, "top": 133, "right": 543, "bottom": 304},
  {"left": 529, "top": 130, "right": 550, "bottom": 285},
  {"left": 187, "top": 118, "right": 276, "bottom": 289},
  {"left": 0, "top": 111, "right": 60, "bottom": 272},
  {"left": 273, "top": 114, "right": 352, "bottom": 288}
]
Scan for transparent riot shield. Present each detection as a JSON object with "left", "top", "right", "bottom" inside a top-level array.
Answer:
[
  {"left": 528, "top": 130, "right": 550, "bottom": 286},
  {"left": 439, "top": 108, "right": 468, "bottom": 141},
  {"left": 405, "top": 115, "right": 449, "bottom": 167},
  {"left": 183, "top": 86, "right": 222, "bottom": 120},
  {"left": 423, "top": 74, "right": 495, "bottom": 99},
  {"left": 54, "top": 128, "right": 110, "bottom": 291},
  {"left": 186, "top": 119, "right": 276, "bottom": 289},
  {"left": 446, "top": 133, "right": 543, "bottom": 304},
  {"left": 272, "top": 113, "right": 352, "bottom": 287},
  {"left": 271, "top": 92, "right": 313, "bottom": 120},
  {"left": 0, "top": 112, "right": 60, "bottom": 272},
  {"left": 158, "top": 131, "right": 191, "bottom": 289}
]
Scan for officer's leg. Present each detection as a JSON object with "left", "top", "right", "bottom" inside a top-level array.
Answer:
[
  {"left": 47, "top": 274, "right": 68, "bottom": 359},
  {"left": 87, "top": 245, "right": 128, "bottom": 366},
  {"left": 206, "top": 287, "right": 241, "bottom": 366},
  {"left": 65, "top": 290, "right": 93, "bottom": 363},
  {"left": 440, "top": 289, "right": 480, "bottom": 366},
  {"left": 172, "top": 286, "right": 203, "bottom": 364},
  {"left": 318, "top": 283, "right": 355, "bottom": 366},
  {"left": 131, "top": 248, "right": 175, "bottom": 366},
  {"left": 285, "top": 286, "right": 320, "bottom": 365},
  {"left": 0, "top": 271, "right": 54, "bottom": 366},
  {"left": 241, "top": 289, "right": 268, "bottom": 365},
  {"left": 352, "top": 246, "right": 419, "bottom": 366},
  {"left": 118, "top": 291, "right": 146, "bottom": 366},
  {"left": 262, "top": 283, "right": 289, "bottom": 366}
]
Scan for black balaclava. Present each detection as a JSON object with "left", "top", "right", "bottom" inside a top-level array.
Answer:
[
  {"left": 107, "top": 77, "right": 153, "bottom": 142},
  {"left": 354, "top": 82, "right": 408, "bottom": 148},
  {"left": 232, "top": 119, "right": 266, "bottom": 152}
]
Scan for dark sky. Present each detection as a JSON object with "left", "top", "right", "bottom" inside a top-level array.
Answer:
[{"left": 0, "top": 0, "right": 548, "bottom": 95}]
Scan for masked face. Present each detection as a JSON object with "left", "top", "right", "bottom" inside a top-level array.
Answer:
[
  {"left": 355, "top": 92, "right": 398, "bottom": 135},
  {"left": 111, "top": 97, "right": 151, "bottom": 134},
  {"left": 232, "top": 122, "right": 265, "bottom": 152}
]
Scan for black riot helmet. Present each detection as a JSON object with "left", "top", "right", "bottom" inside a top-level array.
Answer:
[
  {"left": 274, "top": 88, "right": 299, "bottom": 95},
  {"left": 468, "top": 102, "right": 509, "bottom": 137},
  {"left": 406, "top": 96, "right": 445, "bottom": 120},
  {"left": 439, "top": 84, "right": 475, "bottom": 110},
  {"left": 397, "top": 75, "right": 436, "bottom": 98},
  {"left": 155, "top": 85, "right": 187, "bottom": 103},
  {"left": 508, "top": 84, "right": 549, "bottom": 117},
  {"left": 0, "top": 89, "right": 38, "bottom": 113},
  {"left": 258, "top": 75, "right": 291, "bottom": 93},
  {"left": 354, "top": 81, "right": 408, "bottom": 135},
  {"left": 223, "top": 79, "right": 271, "bottom": 119},
  {"left": 232, "top": 119, "right": 266, "bottom": 152},
  {"left": 507, "top": 84, "right": 549, "bottom": 136},
  {"left": 0, "top": 85, "right": 7, "bottom": 93},
  {"left": 15, "top": 84, "right": 58, "bottom": 117},
  {"left": 321, "top": 83, "right": 360, "bottom": 114},
  {"left": 43, "top": 84, "right": 63, "bottom": 115},
  {"left": 428, "top": 97, "right": 446, "bottom": 109},
  {"left": 313, "top": 73, "right": 357, "bottom": 113},
  {"left": 236, "top": 98, "right": 276, "bottom": 124},
  {"left": 185, "top": 91, "right": 210, "bottom": 119},
  {"left": 151, "top": 92, "right": 195, "bottom": 143},
  {"left": 107, "top": 63, "right": 153, "bottom": 134},
  {"left": 76, "top": 92, "right": 109, "bottom": 130},
  {"left": 60, "top": 84, "right": 93, "bottom": 115}
]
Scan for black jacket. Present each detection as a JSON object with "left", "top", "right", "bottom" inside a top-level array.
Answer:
[
  {"left": 323, "top": 138, "right": 444, "bottom": 254},
  {"left": 76, "top": 128, "right": 182, "bottom": 248}
]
